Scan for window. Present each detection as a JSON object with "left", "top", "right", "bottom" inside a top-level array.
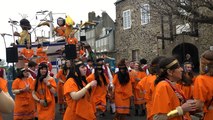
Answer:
[
  {"left": 123, "top": 9, "right": 131, "bottom": 30},
  {"left": 141, "top": 4, "right": 150, "bottom": 25},
  {"left": 178, "top": 0, "right": 190, "bottom": 15},
  {"left": 132, "top": 50, "right": 139, "bottom": 61}
]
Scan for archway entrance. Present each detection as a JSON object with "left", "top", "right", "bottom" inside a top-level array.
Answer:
[{"left": 172, "top": 43, "right": 199, "bottom": 73}]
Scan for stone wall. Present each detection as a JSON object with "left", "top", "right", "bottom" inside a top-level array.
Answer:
[{"left": 115, "top": 0, "right": 213, "bottom": 64}]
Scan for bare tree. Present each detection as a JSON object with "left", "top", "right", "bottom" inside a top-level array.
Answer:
[{"left": 149, "top": 0, "right": 213, "bottom": 24}]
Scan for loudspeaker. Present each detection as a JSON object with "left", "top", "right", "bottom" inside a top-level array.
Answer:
[
  {"left": 65, "top": 44, "right": 77, "bottom": 60},
  {"left": 80, "top": 36, "right": 86, "bottom": 41},
  {"left": 6, "top": 47, "right": 18, "bottom": 63}
]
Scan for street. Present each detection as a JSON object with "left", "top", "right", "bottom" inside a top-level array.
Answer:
[{"left": 2, "top": 104, "right": 146, "bottom": 120}]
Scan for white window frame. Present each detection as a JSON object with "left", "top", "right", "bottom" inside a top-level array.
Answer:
[
  {"left": 141, "top": 4, "right": 150, "bottom": 25},
  {"left": 123, "top": 9, "right": 131, "bottom": 30}
]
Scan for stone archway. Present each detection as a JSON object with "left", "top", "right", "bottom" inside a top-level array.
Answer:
[{"left": 172, "top": 42, "right": 199, "bottom": 72}]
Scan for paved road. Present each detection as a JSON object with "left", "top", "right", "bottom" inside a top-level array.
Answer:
[
  {"left": 3, "top": 81, "right": 146, "bottom": 120},
  {"left": 2, "top": 104, "right": 146, "bottom": 120}
]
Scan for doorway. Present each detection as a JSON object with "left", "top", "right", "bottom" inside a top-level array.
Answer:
[{"left": 172, "top": 42, "right": 199, "bottom": 73}]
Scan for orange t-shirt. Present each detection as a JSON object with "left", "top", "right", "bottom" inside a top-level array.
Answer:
[
  {"left": 36, "top": 47, "right": 48, "bottom": 64},
  {"left": 33, "top": 77, "right": 56, "bottom": 120},
  {"left": 133, "top": 71, "right": 146, "bottom": 104},
  {"left": 12, "top": 77, "right": 35, "bottom": 119},
  {"left": 193, "top": 75, "right": 213, "bottom": 120},
  {"left": 67, "top": 37, "right": 78, "bottom": 45},
  {"left": 151, "top": 81, "right": 191, "bottom": 120},
  {"left": 113, "top": 74, "right": 133, "bottom": 114},
  {"left": 86, "top": 73, "right": 109, "bottom": 112},
  {"left": 56, "top": 69, "right": 67, "bottom": 104},
  {"left": 0, "top": 78, "right": 8, "bottom": 92},
  {"left": 55, "top": 26, "right": 66, "bottom": 37},
  {"left": 137, "top": 74, "right": 156, "bottom": 119},
  {"left": 63, "top": 78, "right": 96, "bottom": 120},
  {"left": 20, "top": 48, "right": 34, "bottom": 63},
  {"left": 176, "top": 83, "right": 193, "bottom": 100}
]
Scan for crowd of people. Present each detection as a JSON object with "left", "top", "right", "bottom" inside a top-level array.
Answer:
[
  {"left": 0, "top": 46, "right": 212, "bottom": 120},
  {"left": 0, "top": 17, "right": 212, "bottom": 120}
]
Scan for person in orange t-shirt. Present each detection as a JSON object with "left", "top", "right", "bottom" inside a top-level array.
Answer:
[
  {"left": 176, "top": 62, "right": 194, "bottom": 100},
  {"left": 132, "top": 62, "right": 146, "bottom": 116},
  {"left": 63, "top": 61, "right": 97, "bottom": 120},
  {"left": 66, "top": 32, "right": 78, "bottom": 45},
  {"left": 113, "top": 62, "right": 133, "bottom": 120},
  {"left": 12, "top": 68, "right": 35, "bottom": 120},
  {"left": 0, "top": 68, "right": 14, "bottom": 120},
  {"left": 86, "top": 63, "right": 109, "bottom": 116},
  {"left": 151, "top": 57, "right": 196, "bottom": 120},
  {"left": 20, "top": 43, "right": 34, "bottom": 63},
  {"left": 136, "top": 56, "right": 165, "bottom": 120},
  {"left": 56, "top": 60, "right": 71, "bottom": 114},
  {"left": 193, "top": 49, "right": 213, "bottom": 120},
  {"left": 32, "top": 63, "right": 56, "bottom": 120},
  {"left": 36, "top": 44, "right": 48, "bottom": 64}
]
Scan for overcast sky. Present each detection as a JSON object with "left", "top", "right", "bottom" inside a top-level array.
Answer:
[{"left": 0, "top": 0, "right": 116, "bottom": 60}]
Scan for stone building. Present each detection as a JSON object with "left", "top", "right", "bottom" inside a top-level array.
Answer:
[
  {"left": 114, "top": 0, "right": 213, "bottom": 72},
  {"left": 79, "top": 11, "right": 116, "bottom": 58}
]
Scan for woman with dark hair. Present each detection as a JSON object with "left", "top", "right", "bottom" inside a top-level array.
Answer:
[
  {"left": 20, "top": 42, "right": 34, "bottom": 63},
  {"left": 86, "top": 63, "right": 109, "bottom": 116},
  {"left": 12, "top": 68, "right": 35, "bottom": 120},
  {"left": 113, "top": 62, "right": 133, "bottom": 120},
  {"left": 193, "top": 49, "right": 213, "bottom": 120},
  {"left": 151, "top": 57, "right": 196, "bottom": 120},
  {"left": 32, "top": 63, "right": 56, "bottom": 120},
  {"left": 63, "top": 61, "right": 97, "bottom": 120},
  {"left": 56, "top": 60, "right": 71, "bottom": 114},
  {"left": 0, "top": 68, "right": 14, "bottom": 120},
  {"left": 137, "top": 56, "right": 165, "bottom": 119}
]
